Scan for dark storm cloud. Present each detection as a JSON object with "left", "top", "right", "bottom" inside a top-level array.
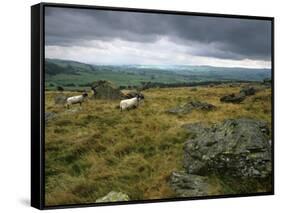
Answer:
[{"left": 45, "top": 7, "right": 271, "bottom": 61}]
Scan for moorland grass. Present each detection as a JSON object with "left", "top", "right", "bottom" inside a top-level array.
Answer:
[{"left": 45, "top": 83, "right": 271, "bottom": 205}]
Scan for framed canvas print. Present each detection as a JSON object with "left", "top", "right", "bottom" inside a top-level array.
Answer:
[{"left": 31, "top": 2, "right": 274, "bottom": 210}]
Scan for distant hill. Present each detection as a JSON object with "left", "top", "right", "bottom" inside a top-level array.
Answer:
[
  {"left": 45, "top": 58, "right": 271, "bottom": 89},
  {"left": 45, "top": 58, "right": 95, "bottom": 76}
]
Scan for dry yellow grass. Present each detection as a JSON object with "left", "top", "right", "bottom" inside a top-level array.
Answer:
[{"left": 44, "top": 83, "right": 271, "bottom": 206}]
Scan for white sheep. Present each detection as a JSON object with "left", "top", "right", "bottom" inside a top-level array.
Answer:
[
  {"left": 66, "top": 92, "right": 88, "bottom": 108},
  {"left": 120, "top": 94, "right": 144, "bottom": 111}
]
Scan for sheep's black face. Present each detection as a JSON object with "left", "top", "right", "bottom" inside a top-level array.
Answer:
[
  {"left": 137, "top": 94, "right": 144, "bottom": 101},
  {"left": 83, "top": 93, "right": 88, "bottom": 97},
  {"left": 138, "top": 94, "right": 144, "bottom": 100}
]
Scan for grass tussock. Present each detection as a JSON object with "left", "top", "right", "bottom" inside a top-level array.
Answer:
[{"left": 45, "top": 83, "right": 271, "bottom": 205}]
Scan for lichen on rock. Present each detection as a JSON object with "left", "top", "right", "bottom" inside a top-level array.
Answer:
[{"left": 170, "top": 118, "right": 272, "bottom": 197}]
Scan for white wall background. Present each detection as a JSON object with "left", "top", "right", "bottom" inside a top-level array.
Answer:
[{"left": 0, "top": 0, "right": 279, "bottom": 212}]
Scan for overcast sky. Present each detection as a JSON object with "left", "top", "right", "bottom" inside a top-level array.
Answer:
[{"left": 45, "top": 7, "right": 271, "bottom": 68}]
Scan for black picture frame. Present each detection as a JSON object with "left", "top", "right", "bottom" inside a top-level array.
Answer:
[{"left": 31, "top": 2, "right": 274, "bottom": 210}]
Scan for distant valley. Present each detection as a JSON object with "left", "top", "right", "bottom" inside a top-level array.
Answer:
[{"left": 45, "top": 58, "right": 271, "bottom": 90}]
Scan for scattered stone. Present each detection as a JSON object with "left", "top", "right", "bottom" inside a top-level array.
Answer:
[
  {"left": 167, "top": 101, "right": 216, "bottom": 114},
  {"left": 221, "top": 86, "right": 258, "bottom": 104},
  {"left": 240, "top": 87, "right": 256, "bottom": 96},
  {"left": 170, "top": 171, "right": 210, "bottom": 197},
  {"left": 188, "top": 101, "right": 216, "bottom": 111},
  {"left": 96, "top": 191, "right": 130, "bottom": 203},
  {"left": 220, "top": 93, "right": 246, "bottom": 103}
]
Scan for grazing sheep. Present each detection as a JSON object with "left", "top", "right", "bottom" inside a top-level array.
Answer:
[
  {"left": 66, "top": 92, "right": 88, "bottom": 108},
  {"left": 120, "top": 94, "right": 144, "bottom": 111}
]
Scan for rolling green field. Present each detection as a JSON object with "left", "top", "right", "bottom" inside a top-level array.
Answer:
[
  {"left": 45, "top": 83, "right": 271, "bottom": 206},
  {"left": 45, "top": 58, "right": 271, "bottom": 90}
]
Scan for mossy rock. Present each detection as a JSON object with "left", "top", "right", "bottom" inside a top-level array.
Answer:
[
  {"left": 167, "top": 100, "right": 216, "bottom": 114},
  {"left": 220, "top": 93, "right": 246, "bottom": 103},
  {"left": 183, "top": 118, "right": 271, "bottom": 178},
  {"left": 91, "top": 80, "right": 122, "bottom": 100},
  {"left": 240, "top": 87, "right": 256, "bottom": 96},
  {"left": 170, "top": 171, "right": 210, "bottom": 197},
  {"left": 171, "top": 118, "right": 272, "bottom": 197}
]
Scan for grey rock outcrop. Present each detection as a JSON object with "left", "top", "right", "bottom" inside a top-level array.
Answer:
[
  {"left": 170, "top": 171, "right": 210, "bottom": 197},
  {"left": 183, "top": 118, "right": 271, "bottom": 178},
  {"left": 91, "top": 80, "right": 122, "bottom": 100},
  {"left": 220, "top": 86, "right": 257, "bottom": 104},
  {"left": 167, "top": 101, "right": 216, "bottom": 114},
  {"left": 220, "top": 93, "right": 246, "bottom": 103},
  {"left": 240, "top": 87, "right": 256, "bottom": 96},
  {"left": 170, "top": 118, "right": 272, "bottom": 196}
]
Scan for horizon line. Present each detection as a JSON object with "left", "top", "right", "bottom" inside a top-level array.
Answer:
[{"left": 45, "top": 57, "right": 271, "bottom": 70}]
